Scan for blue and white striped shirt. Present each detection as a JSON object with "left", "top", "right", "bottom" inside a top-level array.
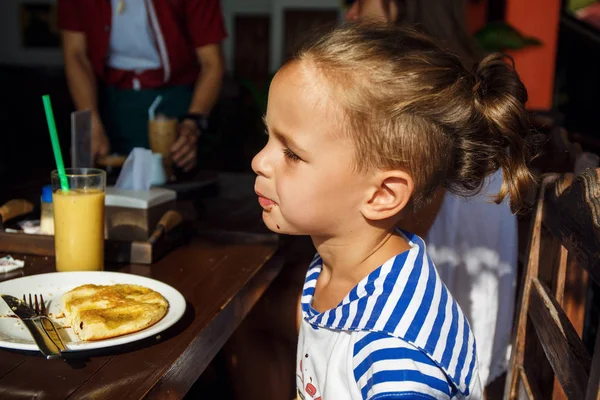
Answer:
[{"left": 296, "top": 231, "right": 482, "bottom": 400}]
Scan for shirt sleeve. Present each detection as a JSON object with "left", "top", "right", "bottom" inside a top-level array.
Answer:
[
  {"left": 353, "top": 332, "right": 454, "bottom": 400},
  {"left": 56, "top": 0, "right": 82, "bottom": 32},
  {"left": 185, "top": 0, "right": 228, "bottom": 48}
]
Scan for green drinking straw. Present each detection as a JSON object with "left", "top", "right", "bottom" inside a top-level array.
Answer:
[{"left": 42, "top": 94, "right": 69, "bottom": 192}]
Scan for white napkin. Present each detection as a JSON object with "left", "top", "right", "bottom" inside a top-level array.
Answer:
[
  {"left": 115, "top": 148, "right": 154, "bottom": 191},
  {"left": 0, "top": 255, "right": 25, "bottom": 273}
]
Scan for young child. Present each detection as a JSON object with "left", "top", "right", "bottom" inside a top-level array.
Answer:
[{"left": 252, "top": 23, "right": 534, "bottom": 400}]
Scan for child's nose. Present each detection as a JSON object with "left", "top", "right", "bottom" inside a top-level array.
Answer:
[{"left": 251, "top": 146, "right": 271, "bottom": 177}]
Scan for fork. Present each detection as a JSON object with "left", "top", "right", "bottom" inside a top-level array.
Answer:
[
  {"left": 23, "top": 293, "right": 67, "bottom": 351},
  {"left": 23, "top": 294, "right": 46, "bottom": 316}
]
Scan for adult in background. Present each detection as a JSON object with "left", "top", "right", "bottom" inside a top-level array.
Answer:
[{"left": 57, "top": 0, "right": 227, "bottom": 172}]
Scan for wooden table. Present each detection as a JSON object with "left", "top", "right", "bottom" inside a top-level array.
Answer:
[{"left": 0, "top": 173, "right": 285, "bottom": 399}]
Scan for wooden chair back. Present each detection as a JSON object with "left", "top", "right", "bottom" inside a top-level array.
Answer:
[{"left": 504, "top": 168, "right": 600, "bottom": 400}]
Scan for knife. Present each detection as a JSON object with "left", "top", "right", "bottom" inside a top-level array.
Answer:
[
  {"left": 1, "top": 294, "right": 65, "bottom": 359},
  {"left": 38, "top": 315, "right": 67, "bottom": 354}
]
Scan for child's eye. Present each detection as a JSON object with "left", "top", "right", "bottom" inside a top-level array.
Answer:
[{"left": 283, "top": 148, "right": 301, "bottom": 162}]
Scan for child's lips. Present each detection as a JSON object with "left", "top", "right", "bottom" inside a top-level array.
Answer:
[
  {"left": 258, "top": 196, "right": 276, "bottom": 209},
  {"left": 255, "top": 191, "right": 277, "bottom": 209}
]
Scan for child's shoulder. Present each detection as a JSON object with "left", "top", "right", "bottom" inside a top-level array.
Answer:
[{"left": 352, "top": 330, "right": 454, "bottom": 400}]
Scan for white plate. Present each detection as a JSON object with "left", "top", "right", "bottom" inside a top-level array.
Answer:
[{"left": 0, "top": 271, "right": 186, "bottom": 352}]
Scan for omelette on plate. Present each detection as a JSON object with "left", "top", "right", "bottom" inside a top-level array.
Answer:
[{"left": 61, "top": 284, "right": 169, "bottom": 341}]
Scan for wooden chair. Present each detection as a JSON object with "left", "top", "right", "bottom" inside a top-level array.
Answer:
[{"left": 504, "top": 168, "right": 600, "bottom": 400}]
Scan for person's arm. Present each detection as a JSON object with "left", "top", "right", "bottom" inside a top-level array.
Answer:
[
  {"left": 188, "top": 44, "right": 225, "bottom": 115},
  {"left": 172, "top": 44, "right": 224, "bottom": 171},
  {"left": 61, "top": 30, "right": 110, "bottom": 158}
]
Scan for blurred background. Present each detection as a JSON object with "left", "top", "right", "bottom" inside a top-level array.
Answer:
[{"left": 1, "top": 0, "right": 598, "bottom": 188}]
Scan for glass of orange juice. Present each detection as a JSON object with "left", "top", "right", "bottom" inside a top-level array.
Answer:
[{"left": 51, "top": 168, "right": 106, "bottom": 272}]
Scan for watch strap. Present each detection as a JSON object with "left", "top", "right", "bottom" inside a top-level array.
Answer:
[{"left": 183, "top": 113, "right": 209, "bottom": 131}]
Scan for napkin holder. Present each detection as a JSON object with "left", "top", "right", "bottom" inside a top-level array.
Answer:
[{"left": 105, "top": 187, "right": 177, "bottom": 242}]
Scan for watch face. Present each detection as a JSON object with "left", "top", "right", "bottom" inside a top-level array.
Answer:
[
  {"left": 187, "top": 114, "right": 208, "bottom": 130},
  {"left": 198, "top": 117, "right": 208, "bottom": 130}
]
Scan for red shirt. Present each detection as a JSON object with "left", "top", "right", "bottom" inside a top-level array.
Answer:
[{"left": 57, "top": 0, "right": 227, "bottom": 89}]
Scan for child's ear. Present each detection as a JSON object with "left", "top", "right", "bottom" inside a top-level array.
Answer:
[{"left": 361, "top": 170, "right": 414, "bottom": 221}]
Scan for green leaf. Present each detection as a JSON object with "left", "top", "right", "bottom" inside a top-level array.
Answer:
[{"left": 474, "top": 21, "right": 543, "bottom": 52}]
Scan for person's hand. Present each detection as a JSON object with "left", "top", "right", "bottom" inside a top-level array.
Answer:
[
  {"left": 91, "top": 114, "right": 110, "bottom": 161},
  {"left": 171, "top": 119, "right": 199, "bottom": 172},
  {"left": 345, "top": 0, "right": 398, "bottom": 23}
]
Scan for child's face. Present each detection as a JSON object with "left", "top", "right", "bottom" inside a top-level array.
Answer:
[{"left": 252, "top": 62, "right": 370, "bottom": 237}]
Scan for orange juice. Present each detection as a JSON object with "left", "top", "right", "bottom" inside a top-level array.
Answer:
[{"left": 53, "top": 189, "right": 105, "bottom": 271}]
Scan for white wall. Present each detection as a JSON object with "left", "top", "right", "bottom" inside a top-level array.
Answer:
[{"left": 0, "top": 0, "right": 63, "bottom": 66}]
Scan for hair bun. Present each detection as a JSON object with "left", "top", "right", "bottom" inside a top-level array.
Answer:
[
  {"left": 473, "top": 54, "right": 527, "bottom": 110},
  {"left": 459, "top": 53, "right": 536, "bottom": 212}
]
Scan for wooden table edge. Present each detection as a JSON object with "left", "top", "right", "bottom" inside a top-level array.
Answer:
[{"left": 137, "top": 250, "right": 282, "bottom": 399}]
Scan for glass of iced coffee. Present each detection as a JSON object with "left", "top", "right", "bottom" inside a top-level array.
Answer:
[{"left": 148, "top": 116, "right": 178, "bottom": 180}]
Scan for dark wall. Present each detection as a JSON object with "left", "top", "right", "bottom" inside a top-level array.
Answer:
[
  {"left": 555, "top": 14, "right": 600, "bottom": 137},
  {"left": 0, "top": 65, "right": 73, "bottom": 191}
]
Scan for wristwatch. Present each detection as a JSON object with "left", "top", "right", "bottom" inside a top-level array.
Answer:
[{"left": 183, "top": 113, "right": 209, "bottom": 133}]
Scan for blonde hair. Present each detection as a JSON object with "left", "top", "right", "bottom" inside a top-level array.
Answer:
[{"left": 294, "top": 22, "right": 535, "bottom": 212}]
